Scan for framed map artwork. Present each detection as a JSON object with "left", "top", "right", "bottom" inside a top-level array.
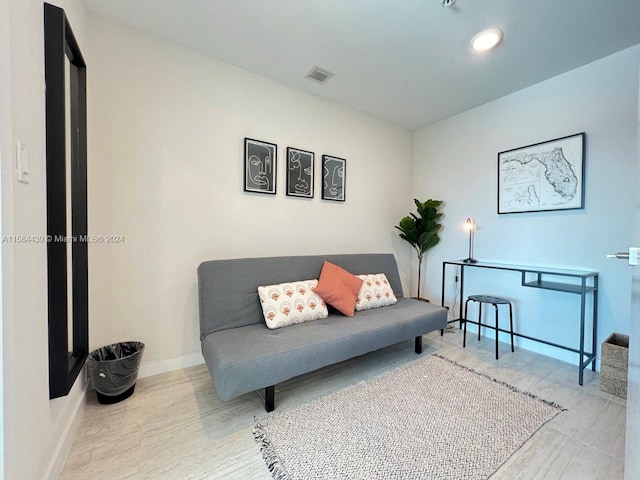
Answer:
[{"left": 498, "top": 133, "right": 585, "bottom": 214}]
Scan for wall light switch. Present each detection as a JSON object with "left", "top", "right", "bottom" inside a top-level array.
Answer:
[{"left": 16, "top": 140, "right": 30, "bottom": 184}]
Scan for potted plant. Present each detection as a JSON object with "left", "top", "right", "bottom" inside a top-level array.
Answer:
[{"left": 395, "top": 199, "right": 443, "bottom": 299}]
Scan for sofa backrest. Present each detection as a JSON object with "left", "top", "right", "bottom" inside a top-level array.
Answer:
[{"left": 197, "top": 253, "right": 404, "bottom": 339}]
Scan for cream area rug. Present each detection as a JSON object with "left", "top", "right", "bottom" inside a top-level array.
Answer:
[{"left": 253, "top": 354, "right": 565, "bottom": 480}]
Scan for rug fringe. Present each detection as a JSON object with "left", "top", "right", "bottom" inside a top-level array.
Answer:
[
  {"left": 253, "top": 421, "right": 292, "bottom": 480},
  {"left": 433, "top": 353, "right": 567, "bottom": 411}
]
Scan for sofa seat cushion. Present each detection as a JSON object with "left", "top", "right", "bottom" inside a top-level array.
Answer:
[{"left": 201, "top": 297, "right": 447, "bottom": 400}]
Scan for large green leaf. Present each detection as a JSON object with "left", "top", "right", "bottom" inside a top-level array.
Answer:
[
  {"left": 419, "top": 231, "right": 440, "bottom": 251},
  {"left": 395, "top": 217, "right": 419, "bottom": 246}
]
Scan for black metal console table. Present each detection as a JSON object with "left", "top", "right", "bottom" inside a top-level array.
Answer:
[{"left": 441, "top": 260, "right": 598, "bottom": 385}]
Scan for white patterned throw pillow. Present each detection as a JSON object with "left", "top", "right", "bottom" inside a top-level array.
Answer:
[
  {"left": 355, "top": 273, "right": 398, "bottom": 311},
  {"left": 258, "top": 279, "right": 329, "bottom": 329}
]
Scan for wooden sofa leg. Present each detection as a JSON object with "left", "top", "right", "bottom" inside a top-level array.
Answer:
[
  {"left": 415, "top": 336, "right": 423, "bottom": 354},
  {"left": 265, "top": 386, "right": 275, "bottom": 412}
]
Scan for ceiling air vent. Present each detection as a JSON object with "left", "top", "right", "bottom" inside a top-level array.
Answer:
[{"left": 305, "top": 66, "right": 334, "bottom": 85}]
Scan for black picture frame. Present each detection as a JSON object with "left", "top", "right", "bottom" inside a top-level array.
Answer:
[
  {"left": 44, "top": 3, "right": 89, "bottom": 399},
  {"left": 498, "top": 132, "right": 586, "bottom": 214},
  {"left": 244, "top": 138, "right": 277, "bottom": 194},
  {"left": 286, "top": 147, "right": 314, "bottom": 198},
  {"left": 321, "top": 155, "right": 346, "bottom": 201}
]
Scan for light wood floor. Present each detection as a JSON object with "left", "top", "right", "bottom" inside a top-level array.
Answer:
[{"left": 60, "top": 328, "right": 626, "bottom": 479}]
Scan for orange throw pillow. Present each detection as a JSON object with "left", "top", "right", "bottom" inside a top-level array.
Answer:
[{"left": 314, "top": 261, "right": 363, "bottom": 317}]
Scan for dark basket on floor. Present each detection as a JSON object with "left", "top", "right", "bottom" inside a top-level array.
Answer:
[{"left": 87, "top": 341, "right": 145, "bottom": 404}]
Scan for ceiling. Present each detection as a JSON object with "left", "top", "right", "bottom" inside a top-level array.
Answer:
[{"left": 84, "top": 0, "right": 640, "bottom": 130}]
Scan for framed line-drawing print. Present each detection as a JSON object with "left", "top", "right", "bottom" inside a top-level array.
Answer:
[
  {"left": 322, "top": 155, "right": 346, "bottom": 201},
  {"left": 286, "top": 147, "right": 314, "bottom": 198},
  {"left": 498, "top": 132, "right": 585, "bottom": 214},
  {"left": 244, "top": 138, "right": 277, "bottom": 194}
]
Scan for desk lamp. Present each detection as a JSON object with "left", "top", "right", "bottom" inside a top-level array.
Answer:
[{"left": 462, "top": 218, "right": 478, "bottom": 263}]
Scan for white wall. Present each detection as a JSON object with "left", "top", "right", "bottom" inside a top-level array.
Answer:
[
  {"left": 2, "top": 1, "right": 90, "bottom": 479},
  {"left": 0, "top": 0, "right": 9, "bottom": 475},
  {"left": 414, "top": 46, "right": 640, "bottom": 366},
  {"left": 87, "top": 15, "right": 415, "bottom": 374}
]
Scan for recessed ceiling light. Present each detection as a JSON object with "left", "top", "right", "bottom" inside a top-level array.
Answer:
[{"left": 471, "top": 28, "right": 503, "bottom": 52}]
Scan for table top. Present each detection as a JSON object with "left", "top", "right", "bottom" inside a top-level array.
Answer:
[{"left": 444, "top": 260, "right": 598, "bottom": 278}]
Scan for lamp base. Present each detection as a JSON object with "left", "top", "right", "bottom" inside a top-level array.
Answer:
[{"left": 462, "top": 257, "right": 478, "bottom": 264}]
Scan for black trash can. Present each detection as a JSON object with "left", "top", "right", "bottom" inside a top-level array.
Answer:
[{"left": 87, "top": 341, "right": 145, "bottom": 404}]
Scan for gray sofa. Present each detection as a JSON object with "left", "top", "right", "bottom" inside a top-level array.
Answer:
[{"left": 197, "top": 253, "right": 447, "bottom": 411}]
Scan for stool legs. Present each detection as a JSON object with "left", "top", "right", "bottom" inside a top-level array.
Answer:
[
  {"left": 462, "top": 297, "right": 515, "bottom": 359},
  {"left": 463, "top": 298, "right": 471, "bottom": 348},
  {"left": 509, "top": 303, "right": 515, "bottom": 353},
  {"left": 493, "top": 303, "right": 499, "bottom": 360}
]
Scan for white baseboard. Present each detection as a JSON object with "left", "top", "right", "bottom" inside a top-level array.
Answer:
[
  {"left": 43, "top": 381, "right": 87, "bottom": 480},
  {"left": 138, "top": 351, "right": 205, "bottom": 379}
]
